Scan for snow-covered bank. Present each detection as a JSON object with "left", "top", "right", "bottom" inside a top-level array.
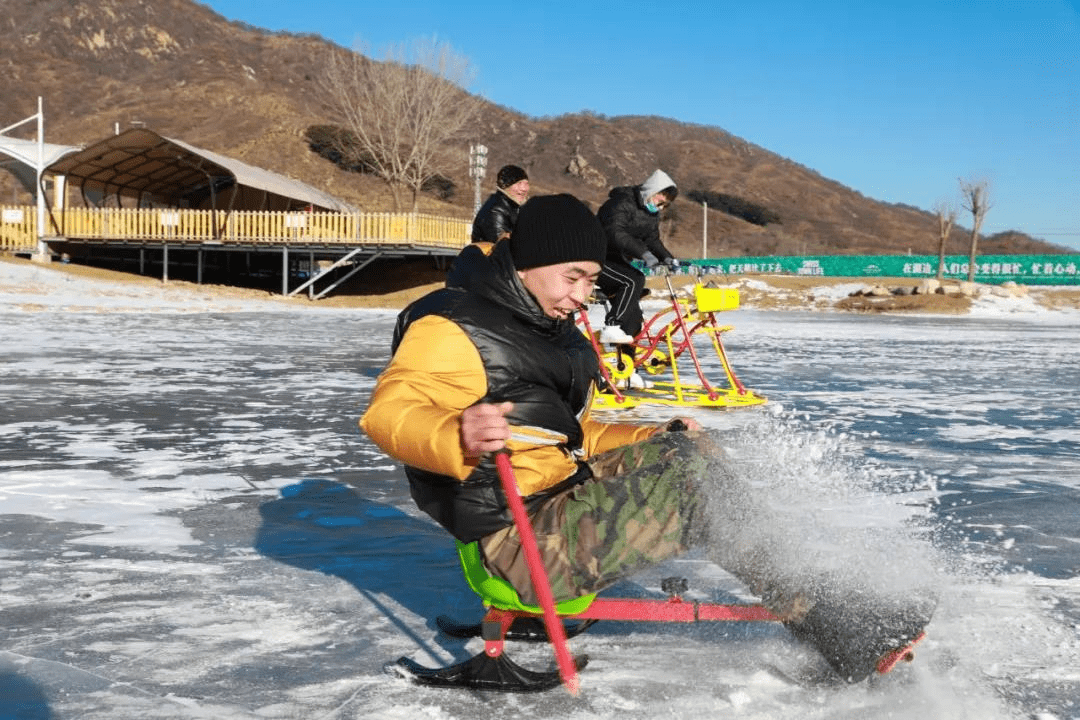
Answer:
[
  {"left": 0, "top": 257, "right": 306, "bottom": 313},
  {"left": 4, "top": 256, "right": 1080, "bottom": 316},
  {"left": 701, "top": 275, "right": 1080, "bottom": 318}
]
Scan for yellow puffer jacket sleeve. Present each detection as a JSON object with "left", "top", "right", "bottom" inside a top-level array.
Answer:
[
  {"left": 578, "top": 402, "right": 662, "bottom": 459},
  {"left": 360, "top": 315, "right": 485, "bottom": 480},
  {"left": 359, "top": 314, "right": 657, "bottom": 494}
]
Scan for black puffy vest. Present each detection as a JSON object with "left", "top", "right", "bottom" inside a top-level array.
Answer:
[{"left": 394, "top": 242, "right": 599, "bottom": 542}]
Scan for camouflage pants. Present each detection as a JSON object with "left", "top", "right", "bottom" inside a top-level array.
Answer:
[
  {"left": 477, "top": 429, "right": 939, "bottom": 682},
  {"left": 479, "top": 430, "right": 713, "bottom": 605}
]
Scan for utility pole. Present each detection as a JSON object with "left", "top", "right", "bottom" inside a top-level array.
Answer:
[
  {"left": 469, "top": 143, "right": 488, "bottom": 217},
  {"left": 702, "top": 200, "right": 708, "bottom": 259}
]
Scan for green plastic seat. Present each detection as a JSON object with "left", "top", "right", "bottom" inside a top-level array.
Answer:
[{"left": 455, "top": 540, "right": 597, "bottom": 616}]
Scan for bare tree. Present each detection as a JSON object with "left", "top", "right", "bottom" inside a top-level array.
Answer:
[
  {"left": 318, "top": 38, "right": 481, "bottom": 211},
  {"left": 933, "top": 199, "right": 957, "bottom": 281},
  {"left": 958, "top": 177, "right": 992, "bottom": 282}
]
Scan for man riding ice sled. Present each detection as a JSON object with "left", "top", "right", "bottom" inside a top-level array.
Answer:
[{"left": 360, "top": 193, "right": 935, "bottom": 689}]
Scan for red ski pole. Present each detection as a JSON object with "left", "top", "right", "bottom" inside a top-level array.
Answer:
[{"left": 493, "top": 450, "right": 580, "bottom": 695}]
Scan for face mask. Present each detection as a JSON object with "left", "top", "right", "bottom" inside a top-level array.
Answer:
[{"left": 645, "top": 201, "right": 659, "bottom": 214}]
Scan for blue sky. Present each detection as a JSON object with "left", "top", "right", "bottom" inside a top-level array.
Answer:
[{"left": 201, "top": 0, "right": 1080, "bottom": 250}]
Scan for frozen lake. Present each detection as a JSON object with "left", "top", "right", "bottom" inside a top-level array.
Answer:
[{"left": 2, "top": 297, "right": 1079, "bottom": 719}]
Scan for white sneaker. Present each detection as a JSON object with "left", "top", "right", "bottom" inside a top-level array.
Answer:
[
  {"left": 599, "top": 325, "right": 635, "bottom": 345},
  {"left": 625, "top": 372, "right": 653, "bottom": 390}
]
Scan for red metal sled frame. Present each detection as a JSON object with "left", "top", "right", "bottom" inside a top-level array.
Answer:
[
  {"left": 476, "top": 596, "right": 781, "bottom": 661},
  {"left": 396, "top": 454, "right": 925, "bottom": 694},
  {"left": 466, "top": 598, "right": 923, "bottom": 691}
]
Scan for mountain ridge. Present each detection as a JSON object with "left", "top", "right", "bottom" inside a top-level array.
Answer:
[{"left": 1, "top": 0, "right": 1069, "bottom": 259}]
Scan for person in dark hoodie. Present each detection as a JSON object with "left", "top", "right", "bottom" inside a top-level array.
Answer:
[
  {"left": 595, "top": 169, "right": 680, "bottom": 348},
  {"left": 471, "top": 164, "right": 530, "bottom": 244}
]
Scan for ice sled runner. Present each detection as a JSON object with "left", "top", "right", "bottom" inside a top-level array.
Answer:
[
  {"left": 391, "top": 454, "right": 934, "bottom": 694},
  {"left": 392, "top": 542, "right": 931, "bottom": 693}
]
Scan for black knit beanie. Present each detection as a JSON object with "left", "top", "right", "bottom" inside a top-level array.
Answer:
[
  {"left": 496, "top": 164, "right": 529, "bottom": 189},
  {"left": 509, "top": 194, "right": 607, "bottom": 270}
]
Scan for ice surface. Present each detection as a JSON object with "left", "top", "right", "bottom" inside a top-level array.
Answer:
[{"left": 2, "top": 260, "right": 1079, "bottom": 719}]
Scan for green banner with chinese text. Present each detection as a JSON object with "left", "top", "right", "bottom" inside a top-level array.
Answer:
[{"left": 654, "top": 255, "right": 1080, "bottom": 285}]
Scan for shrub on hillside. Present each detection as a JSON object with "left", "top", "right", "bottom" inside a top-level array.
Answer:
[{"left": 684, "top": 189, "right": 782, "bottom": 227}]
